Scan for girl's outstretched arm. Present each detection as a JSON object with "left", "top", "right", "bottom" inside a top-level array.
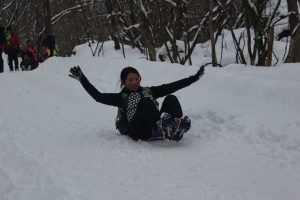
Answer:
[{"left": 69, "top": 66, "right": 123, "bottom": 107}]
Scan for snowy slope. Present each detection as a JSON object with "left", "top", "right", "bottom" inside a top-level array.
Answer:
[{"left": 1, "top": 41, "right": 300, "bottom": 200}]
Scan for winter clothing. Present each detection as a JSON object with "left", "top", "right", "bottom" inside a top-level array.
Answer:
[
  {"left": 0, "top": 26, "right": 6, "bottom": 46},
  {"left": 0, "top": 48, "right": 3, "bottom": 73},
  {"left": 42, "top": 33, "right": 57, "bottom": 57},
  {"left": 39, "top": 45, "right": 58, "bottom": 63},
  {"left": 69, "top": 66, "right": 84, "bottom": 81},
  {"left": 160, "top": 94, "right": 183, "bottom": 118},
  {"left": 7, "top": 53, "right": 19, "bottom": 71},
  {"left": 75, "top": 69, "right": 200, "bottom": 140},
  {"left": 20, "top": 40, "right": 38, "bottom": 70},
  {"left": 0, "top": 26, "right": 6, "bottom": 73},
  {"left": 129, "top": 94, "right": 183, "bottom": 140},
  {"left": 20, "top": 52, "right": 35, "bottom": 70},
  {"left": 25, "top": 40, "right": 37, "bottom": 57},
  {"left": 4, "top": 30, "right": 20, "bottom": 71}
]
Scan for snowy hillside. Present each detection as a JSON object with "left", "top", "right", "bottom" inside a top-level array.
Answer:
[{"left": 1, "top": 41, "right": 300, "bottom": 200}]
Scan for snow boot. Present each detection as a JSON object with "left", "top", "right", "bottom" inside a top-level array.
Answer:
[
  {"left": 156, "top": 112, "right": 173, "bottom": 140},
  {"left": 172, "top": 116, "right": 191, "bottom": 141}
]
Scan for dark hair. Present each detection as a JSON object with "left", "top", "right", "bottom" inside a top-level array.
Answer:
[{"left": 120, "top": 67, "right": 141, "bottom": 87}]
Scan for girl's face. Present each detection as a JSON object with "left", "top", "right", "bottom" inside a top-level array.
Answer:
[{"left": 123, "top": 72, "right": 141, "bottom": 92}]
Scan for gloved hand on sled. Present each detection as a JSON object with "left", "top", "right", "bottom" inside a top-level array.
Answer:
[{"left": 69, "top": 66, "right": 85, "bottom": 81}]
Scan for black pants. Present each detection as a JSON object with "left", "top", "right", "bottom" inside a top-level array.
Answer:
[
  {"left": 129, "top": 95, "right": 183, "bottom": 140},
  {"left": 0, "top": 48, "right": 3, "bottom": 73},
  {"left": 8, "top": 53, "right": 19, "bottom": 71},
  {"left": 160, "top": 94, "right": 183, "bottom": 118}
]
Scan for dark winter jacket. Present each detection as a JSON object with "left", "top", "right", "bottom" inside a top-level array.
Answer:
[
  {"left": 80, "top": 74, "right": 198, "bottom": 131},
  {"left": 80, "top": 74, "right": 198, "bottom": 110},
  {"left": 20, "top": 51, "right": 36, "bottom": 70},
  {"left": 0, "top": 26, "right": 6, "bottom": 48},
  {"left": 4, "top": 32, "right": 20, "bottom": 54}
]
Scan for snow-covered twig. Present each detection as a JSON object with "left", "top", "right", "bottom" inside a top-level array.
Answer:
[{"left": 247, "top": 0, "right": 258, "bottom": 16}]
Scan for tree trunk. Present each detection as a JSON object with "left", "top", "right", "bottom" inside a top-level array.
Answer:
[
  {"left": 285, "top": 0, "right": 300, "bottom": 63},
  {"left": 137, "top": 0, "right": 156, "bottom": 61},
  {"left": 44, "top": 0, "right": 52, "bottom": 34},
  {"left": 111, "top": 16, "right": 121, "bottom": 50},
  {"left": 266, "top": 26, "right": 274, "bottom": 66},
  {"left": 33, "top": 0, "right": 44, "bottom": 56},
  {"left": 105, "top": 0, "right": 120, "bottom": 50},
  {"left": 208, "top": 0, "right": 217, "bottom": 66}
]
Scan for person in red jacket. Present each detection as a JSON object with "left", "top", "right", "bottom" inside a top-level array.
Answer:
[
  {"left": 20, "top": 39, "right": 38, "bottom": 70},
  {"left": 25, "top": 39, "right": 37, "bottom": 56},
  {"left": 4, "top": 26, "right": 20, "bottom": 71}
]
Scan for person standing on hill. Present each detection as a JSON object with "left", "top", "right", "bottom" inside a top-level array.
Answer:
[
  {"left": 4, "top": 26, "right": 20, "bottom": 71},
  {"left": 42, "top": 33, "right": 57, "bottom": 57},
  {"left": 0, "top": 26, "right": 6, "bottom": 73}
]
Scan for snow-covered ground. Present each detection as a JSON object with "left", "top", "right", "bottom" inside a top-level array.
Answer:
[{"left": 1, "top": 39, "right": 300, "bottom": 200}]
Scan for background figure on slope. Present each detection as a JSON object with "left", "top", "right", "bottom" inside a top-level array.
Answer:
[
  {"left": 0, "top": 26, "right": 6, "bottom": 73},
  {"left": 41, "top": 32, "right": 58, "bottom": 60},
  {"left": 4, "top": 26, "right": 20, "bottom": 71},
  {"left": 20, "top": 39, "right": 38, "bottom": 71}
]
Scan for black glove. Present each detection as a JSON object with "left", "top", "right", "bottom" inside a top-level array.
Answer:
[
  {"left": 194, "top": 65, "right": 205, "bottom": 80},
  {"left": 69, "top": 66, "right": 85, "bottom": 81}
]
